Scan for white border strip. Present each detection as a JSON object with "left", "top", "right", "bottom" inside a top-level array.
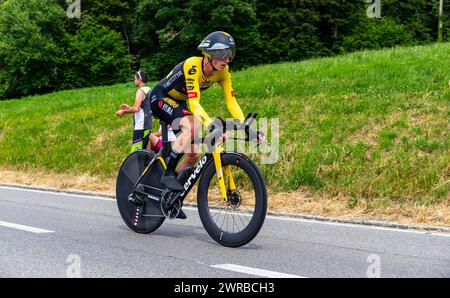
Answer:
[
  {"left": 0, "top": 220, "right": 54, "bottom": 234},
  {"left": 211, "top": 264, "right": 306, "bottom": 278}
]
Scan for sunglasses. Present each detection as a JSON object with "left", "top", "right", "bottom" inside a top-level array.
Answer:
[{"left": 208, "top": 48, "right": 235, "bottom": 61}]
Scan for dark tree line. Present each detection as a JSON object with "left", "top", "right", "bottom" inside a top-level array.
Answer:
[{"left": 0, "top": 0, "right": 448, "bottom": 99}]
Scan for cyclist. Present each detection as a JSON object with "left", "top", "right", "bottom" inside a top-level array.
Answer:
[
  {"left": 149, "top": 31, "right": 262, "bottom": 191},
  {"left": 116, "top": 70, "right": 154, "bottom": 152}
]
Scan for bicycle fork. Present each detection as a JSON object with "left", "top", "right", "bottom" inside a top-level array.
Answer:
[{"left": 212, "top": 148, "right": 236, "bottom": 202}]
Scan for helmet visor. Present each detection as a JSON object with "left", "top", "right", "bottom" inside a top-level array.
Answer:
[{"left": 207, "top": 48, "right": 235, "bottom": 61}]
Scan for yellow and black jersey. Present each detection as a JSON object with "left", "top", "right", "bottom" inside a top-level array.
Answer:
[{"left": 152, "top": 56, "right": 245, "bottom": 126}]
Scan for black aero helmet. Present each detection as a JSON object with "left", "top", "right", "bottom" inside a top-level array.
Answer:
[{"left": 197, "top": 31, "right": 236, "bottom": 61}]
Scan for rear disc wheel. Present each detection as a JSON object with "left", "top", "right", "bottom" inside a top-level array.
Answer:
[{"left": 116, "top": 150, "right": 165, "bottom": 234}]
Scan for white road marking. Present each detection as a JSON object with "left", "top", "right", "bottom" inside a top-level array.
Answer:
[
  {"left": 1, "top": 185, "right": 449, "bottom": 238},
  {"left": 0, "top": 220, "right": 54, "bottom": 234},
  {"left": 211, "top": 264, "right": 306, "bottom": 278}
]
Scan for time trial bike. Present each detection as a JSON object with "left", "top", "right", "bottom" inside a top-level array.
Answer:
[{"left": 116, "top": 113, "right": 267, "bottom": 247}]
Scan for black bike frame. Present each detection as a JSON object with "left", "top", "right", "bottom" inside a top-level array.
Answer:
[
  {"left": 131, "top": 112, "right": 258, "bottom": 206},
  {"left": 131, "top": 121, "right": 215, "bottom": 203}
]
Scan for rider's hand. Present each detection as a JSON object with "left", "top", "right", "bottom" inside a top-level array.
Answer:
[
  {"left": 222, "top": 132, "right": 229, "bottom": 140},
  {"left": 116, "top": 110, "right": 126, "bottom": 117}
]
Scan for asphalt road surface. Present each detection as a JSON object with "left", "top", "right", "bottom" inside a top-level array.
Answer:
[{"left": 0, "top": 185, "right": 449, "bottom": 278}]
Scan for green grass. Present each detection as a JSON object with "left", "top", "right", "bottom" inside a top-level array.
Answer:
[{"left": 0, "top": 43, "right": 449, "bottom": 205}]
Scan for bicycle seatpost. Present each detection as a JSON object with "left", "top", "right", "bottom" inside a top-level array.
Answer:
[{"left": 160, "top": 121, "right": 171, "bottom": 158}]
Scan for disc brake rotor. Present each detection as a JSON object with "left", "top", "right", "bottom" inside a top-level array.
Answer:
[{"left": 228, "top": 190, "right": 242, "bottom": 208}]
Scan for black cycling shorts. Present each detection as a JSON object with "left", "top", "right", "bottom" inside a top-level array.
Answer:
[{"left": 150, "top": 86, "right": 192, "bottom": 134}]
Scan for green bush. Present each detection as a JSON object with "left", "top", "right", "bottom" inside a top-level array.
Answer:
[
  {"left": 0, "top": 0, "right": 132, "bottom": 99},
  {"left": 0, "top": 0, "right": 67, "bottom": 99},
  {"left": 339, "top": 18, "right": 416, "bottom": 52},
  {"left": 134, "top": 0, "right": 262, "bottom": 78},
  {"left": 61, "top": 26, "right": 132, "bottom": 89},
  {"left": 139, "top": 55, "right": 166, "bottom": 81}
]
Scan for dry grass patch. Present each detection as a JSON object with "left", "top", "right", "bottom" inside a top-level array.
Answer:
[
  {"left": 0, "top": 167, "right": 115, "bottom": 195},
  {"left": 269, "top": 190, "right": 449, "bottom": 226}
]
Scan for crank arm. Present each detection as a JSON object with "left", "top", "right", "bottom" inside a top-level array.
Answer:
[{"left": 134, "top": 189, "right": 161, "bottom": 202}]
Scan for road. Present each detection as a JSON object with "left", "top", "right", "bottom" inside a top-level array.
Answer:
[{"left": 0, "top": 185, "right": 449, "bottom": 278}]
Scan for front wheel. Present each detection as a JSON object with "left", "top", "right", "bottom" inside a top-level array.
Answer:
[{"left": 197, "top": 153, "right": 267, "bottom": 247}]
